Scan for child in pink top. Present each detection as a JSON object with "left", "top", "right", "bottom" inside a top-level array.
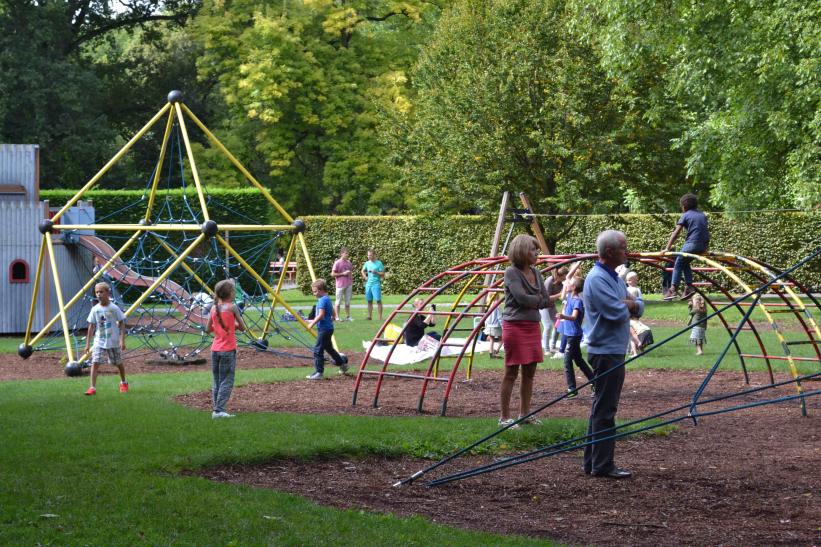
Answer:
[{"left": 205, "top": 279, "right": 247, "bottom": 418}]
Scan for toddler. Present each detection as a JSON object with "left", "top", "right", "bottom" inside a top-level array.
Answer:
[{"left": 688, "top": 293, "right": 708, "bottom": 355}]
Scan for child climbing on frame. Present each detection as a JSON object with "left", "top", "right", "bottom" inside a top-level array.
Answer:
[
  {"left": 663, "top": 193, "right": 710, "bottom": 301},
  {"left": 688, "top": 293, "right": 708, "bottom": 355},
  {"left": 206, "top": 279, "right": 247, "bottom": 418}
]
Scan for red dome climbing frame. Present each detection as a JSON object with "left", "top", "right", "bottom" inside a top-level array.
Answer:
[{"left": 352, "top": 250, "right": 820, "bottom": 417}]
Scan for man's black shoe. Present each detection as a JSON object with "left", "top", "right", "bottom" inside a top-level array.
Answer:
[{"left": 592, "top": 468, "right": 632, "bottom": 479}]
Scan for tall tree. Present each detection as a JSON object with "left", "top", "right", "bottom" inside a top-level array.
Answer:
[
  {"left": 0, "top": 0, "right": 200, "bottom": 187},
  {"left": 386, "top": 0, "right": 680, "bottom": 232},
  {"left": 572, "top": 0, "right": 820, "bottom": 211},
  {"left": 193, "top": 0, "right": 441, "bottom": 214}
]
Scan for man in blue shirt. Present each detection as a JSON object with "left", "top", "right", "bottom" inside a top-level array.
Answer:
[
  {"left": 583, "top": 230, "right": 643, "bottom": 479},
  {"left": 306, "top": 279, "right": 349, "bottom": 380},
  {"left": 663, "top": 193, "right": 710, "bottom": 300}
]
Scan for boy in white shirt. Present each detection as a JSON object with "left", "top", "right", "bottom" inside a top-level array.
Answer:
[{"left": 84, "top": 282, "right": 128, "bottom": 395}]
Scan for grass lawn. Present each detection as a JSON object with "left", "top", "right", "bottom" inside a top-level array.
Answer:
[{"left": 1, "top": 294, "right": 816, "bottom": 544}]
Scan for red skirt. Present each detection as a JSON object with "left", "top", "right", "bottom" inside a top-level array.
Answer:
[{"left": 502, "top": 320, "right": 543, "bottom": 366}]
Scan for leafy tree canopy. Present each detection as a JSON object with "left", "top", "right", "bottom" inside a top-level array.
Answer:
[
  {"left": 193, "top": 0, "right": 442, "bottom": 214},
  {"left": 572, "top": 0, "right": 820, "bottom": 211},
  {"left": 0, "top": 0, "right": 200, "bottom": 187},
  {"left": 386, "top": 0, "right": 695, "bottom": 234}
]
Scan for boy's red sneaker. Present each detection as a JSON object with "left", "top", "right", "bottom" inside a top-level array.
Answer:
[
  {"left": 85, "top": 387, "right": 96, "bottom": 396},
  {"left": 119, "top": 382, "right": 129, "bottom": 393}
]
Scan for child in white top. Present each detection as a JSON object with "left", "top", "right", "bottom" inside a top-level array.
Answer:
[
  {"left": 625, "top": 271, "right": 646, "bottom": 356},
  {"left": 484, "top": 300, "right": 503, "bottom": 358},
  {"left": 84, "top": 282, "right": 128, "bottom": 395}
]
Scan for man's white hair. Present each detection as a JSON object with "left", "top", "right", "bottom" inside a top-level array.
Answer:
[{"left": 596, "top": 230, "right": 625, "bottom": 258}]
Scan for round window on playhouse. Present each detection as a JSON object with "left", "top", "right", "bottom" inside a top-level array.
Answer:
[{"left": 9, "top": 259, "right": 29, "bottom": 283}]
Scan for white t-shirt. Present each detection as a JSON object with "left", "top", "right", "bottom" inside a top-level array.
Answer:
[{"left": 87, "top": 303, "right": 126, "bottom": 349}]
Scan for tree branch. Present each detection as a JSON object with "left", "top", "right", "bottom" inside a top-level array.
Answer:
[
  {"left": 365, "top": 9, "right": 410, "bottom": 23},
  {"left": 67, "top": 13, "right": 187, "bottom": 53}
]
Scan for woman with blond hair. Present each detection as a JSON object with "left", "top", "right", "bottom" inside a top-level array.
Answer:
[{"left": 499, "top": 234, "right": 550, "bottom": 428}]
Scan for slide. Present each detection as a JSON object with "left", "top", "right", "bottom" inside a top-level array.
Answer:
[{"left": 75, "top": 235, "right": 209, "bottom": 326}]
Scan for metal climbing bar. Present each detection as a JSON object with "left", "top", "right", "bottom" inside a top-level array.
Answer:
[{"left": 394, "top": 247, "right": 821, "bottom": 487}]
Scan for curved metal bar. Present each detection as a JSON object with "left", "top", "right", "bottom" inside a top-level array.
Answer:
[
  {"left": 636, "top": 255, "right": 762, "bottom": 382},
  {"left": 352, "top": 256, "right": 486, "bottom": 407}
]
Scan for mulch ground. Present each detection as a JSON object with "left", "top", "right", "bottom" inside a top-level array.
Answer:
[{"left": 4, "top": 349, "right": 819, "bottom": 545}]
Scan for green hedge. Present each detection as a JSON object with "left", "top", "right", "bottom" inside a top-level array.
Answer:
[
  {"left": 41, "top": 188, "right": 282, "bottom": 225},
  {"left": 297, "top": 215, "right": 501, "bottom": 294},
  {"left": 298, "top": 212, "right": 821, "bottom": 294},
  {"left": 38, "top": 189, "right": 820, "bottom": 294}
]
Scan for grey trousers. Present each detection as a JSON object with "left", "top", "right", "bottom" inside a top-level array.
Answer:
[
  {"left": 584, "top": 353, "right": 625, "bottom": 475},
  {"left": 211, "top": 350, "right": 236, "bottom": 413}
]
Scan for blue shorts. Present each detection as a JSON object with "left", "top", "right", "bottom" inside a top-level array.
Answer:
[{"left": 365, "top": 284, "right": 382, "bottom": 302}]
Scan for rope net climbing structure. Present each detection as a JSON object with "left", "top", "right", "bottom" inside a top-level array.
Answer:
[{"left": 19, "top": 91, "right": 319, "bottom": 371}]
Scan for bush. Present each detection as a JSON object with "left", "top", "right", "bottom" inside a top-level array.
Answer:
[
  {"left": 298, "top": 212, "right": 821, "bottom": 293},
  {"left": 41, "top": 189, "right": 820, "bottom": 293}
]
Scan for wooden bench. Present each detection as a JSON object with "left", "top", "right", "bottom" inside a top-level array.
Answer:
[{"left": 269, "top": 261, "right": 297, "bottom": 283}]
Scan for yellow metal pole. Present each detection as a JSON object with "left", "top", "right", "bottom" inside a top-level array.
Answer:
[
  {"left": 150, "top": 233, "right": 214, "bottom": 297},
  {"left": 145, "top": 109, "right": 176, "bottom": 221},
  {"left": 55, "top": 224, "right": 294, "bottom": 232},
  {"left": 122, "top": 234, "right": 207, "bottom": 318},
  {"left": 52, "top": 103, "right": 172, "bottom": 222},
  {"left": 173, "top": 103, "right": 210, "bottom": 221},
  {"left": 180, "top": 104, "right": 294, "bottom": 223},
  {"left": 441, "top": 271, "right": 481, "bottom": 379},
  {"left": 23, "top": 237, "right": 48, "bottom": 344},
  {"left": 711, "top": 251, "right": 821, "bottom": 342},
  {"left": 216, "top": 235, "right": 316, "bottom": 338},
  {"left": 45, "top": 235, "right": 76, "bottom": 362},
  {"left": 26, "top": 231, "right": 144, "bottom": 349},
  {"left": 261, "top": 236, "right": 297, "bottom": 336},
  {"left": 297, "top": 233, "right": 316, "bottom": 281}
]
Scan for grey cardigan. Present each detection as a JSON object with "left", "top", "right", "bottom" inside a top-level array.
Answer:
[{"left": 502, "top": 265, "right": 549, "bottom": 322}]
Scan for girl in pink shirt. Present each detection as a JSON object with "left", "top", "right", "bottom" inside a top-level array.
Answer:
[{"left": 205, "top": 279, "right": 247, "bottom": 418}]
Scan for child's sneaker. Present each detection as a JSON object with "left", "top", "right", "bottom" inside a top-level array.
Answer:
[
  {"left": 566, "top": 389, "right": 578, "bottom": 399},
  {"left": 679, "top": 285, "right": 697, "bottom": 300},
  {"left": 85, "top": 386, "right": 96, "bottom": 396},
  {"left": 212, "top": 411, "right": 235, "bottom": 419},
  {"left": 338, "top": 354, "right": 350, "bottom": 374},
  {"left": 498, "top": 418, "right": 520, "bottom": 430},
  {"left": 552, "top": 352, "right": 565, "bottom": 360},
  {"left": 306, "top": 372, "right": 323, "bottom": 380},
  {"left": 662, "top": 288, "right": 678, "bottom": 301},
  {"left": 119, "top": 382, "right": 129, "bottom": 393}
]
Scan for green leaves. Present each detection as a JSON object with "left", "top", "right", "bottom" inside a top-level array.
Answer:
[
  {"left": 388, "top": 0, "right": 680, "bottom": 224},
  {"left": 574, "top": 0, "right": 821, "bottom": 212},
  {"left": 194, "top": 0, "right": 441, "bottom": 214}
]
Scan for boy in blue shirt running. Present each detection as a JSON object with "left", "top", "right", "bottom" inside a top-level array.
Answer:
[{"left": 306, "top": 279, "right": 349, "bottom": 380}]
